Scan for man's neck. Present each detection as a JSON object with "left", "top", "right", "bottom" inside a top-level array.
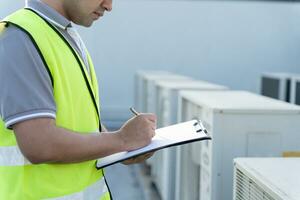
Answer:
[{"left": 40, "top": 0, "right": 70, "bottom": 20}]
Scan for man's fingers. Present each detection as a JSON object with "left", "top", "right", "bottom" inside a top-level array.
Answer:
[
  {"left": 137, "top": 113, "right": 156, "bottom": 133},
  {"left": 122, "top": 151, "right": 155, "bottom": 165},
  {"left": 122, "top": 157, "right": 136, "bottom": 165},
  {"left": 143, "top": 152, "right": 154, "bottom": 159},
  {"left": 135, "top": 154, "right": 151, "bottom": 163},
  {"left": 141, "top": 114, "right": 156, "bottom": 123}
]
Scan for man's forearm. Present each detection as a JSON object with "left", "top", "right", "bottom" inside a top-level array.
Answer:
[
  {"left": 47, "top": 126, "right": 125, "bottom": 163},
  {"left": 13, "top": 118, "right": 125, "bottom": 164},
  {"left": 13, "top": 114, "right": 156, "bottom": 165}
]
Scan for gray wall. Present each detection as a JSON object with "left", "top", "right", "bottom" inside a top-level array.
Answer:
[{"left": 2, "top": 0, "right": 300, "bottom": 125}]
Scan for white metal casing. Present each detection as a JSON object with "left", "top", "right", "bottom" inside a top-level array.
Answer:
[
  {"left": 151, "top": 80, "right": 228, "bottom": 200},
  {"left": 233, "top": 158, "right": 300, "bottom": 200},
  {"left": 176, "top": 90, "right": 300, "bottom": 200}
]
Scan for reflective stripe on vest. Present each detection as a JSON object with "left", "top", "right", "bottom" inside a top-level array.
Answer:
[
  {"left": 0, "top": 146, "right": 31, "bottom": 166},
  {"left": 47, "top": 177, "right": 108, "bottom": 200}
]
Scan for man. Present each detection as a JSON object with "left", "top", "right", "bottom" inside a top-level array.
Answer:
[{"left": 0, "top": 0, "right": 156, "bottom": 199}]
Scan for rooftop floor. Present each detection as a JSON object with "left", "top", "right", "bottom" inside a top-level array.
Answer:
[{"left": 105, "top": 163, "right": 161, "bottom": 200}]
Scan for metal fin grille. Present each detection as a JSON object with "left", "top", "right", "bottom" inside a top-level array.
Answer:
[{"left": 234, "top": 168, "right": 275, "bottom": 200}]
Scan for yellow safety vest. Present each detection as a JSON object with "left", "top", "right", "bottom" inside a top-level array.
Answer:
[{"left": 0, "top": 8, "right": 111, "bottom": 200}]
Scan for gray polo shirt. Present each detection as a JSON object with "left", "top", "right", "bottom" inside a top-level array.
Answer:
[{"left": 0, "top": 0, "right": 91, "bottom": 128}]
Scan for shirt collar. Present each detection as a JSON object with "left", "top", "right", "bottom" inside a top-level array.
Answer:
[{"left": 26, "top": 0, "right": 71, "bottom": 30}]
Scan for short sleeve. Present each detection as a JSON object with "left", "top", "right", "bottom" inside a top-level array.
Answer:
[{"left": 0, "top": 24, "right": 56, "bottom": 129}]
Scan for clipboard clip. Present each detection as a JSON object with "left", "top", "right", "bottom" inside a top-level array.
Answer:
[{"left": 193, "top": 119, "right": 208, "bottom": 134}]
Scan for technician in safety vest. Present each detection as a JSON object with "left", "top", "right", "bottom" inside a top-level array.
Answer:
[{"left": 0, "top": 0, "right": 156, "bottom": 199}]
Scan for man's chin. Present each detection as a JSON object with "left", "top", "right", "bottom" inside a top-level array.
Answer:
[
  {"left": 73, "top": 20, "right": 94, "bottom": 27},
  {"left": 84, "top": 22, "right": 93, "bottom": 27}
]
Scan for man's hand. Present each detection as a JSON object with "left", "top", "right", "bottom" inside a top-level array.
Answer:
[
  {"left": 122, "top": 152, "right": 155, "bottom": 165},
  {"left": 117, "top": 113, "right": 156, "bottom": 151}
]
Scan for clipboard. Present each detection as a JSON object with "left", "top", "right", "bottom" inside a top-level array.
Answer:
[{"left": 96, "top": 119, "right": 211, "bottom": 169}]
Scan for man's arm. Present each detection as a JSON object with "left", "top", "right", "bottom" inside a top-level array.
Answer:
[{"left": 13, "top": 114, "right": 156, "bottom": 164}]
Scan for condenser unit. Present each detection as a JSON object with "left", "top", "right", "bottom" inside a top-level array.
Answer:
[
  {"left": 151, "top": 80, "right": 227, "bottom": 200},
  {"left": 233, "top": 158, "right": 300, "bottom": 200},
  {"left": 260, "top": 72, "right": 293, "bottom": 102},
  {"left": 176, "top": 90, "right": 300, "bottom": 200},
  {"left": 290, "top": 75, "right": 300, "bottom": 106}
]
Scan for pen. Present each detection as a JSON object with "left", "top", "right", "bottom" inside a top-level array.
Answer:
[{"left": 130, "top": 107, "right": 140, "bottom": 116}]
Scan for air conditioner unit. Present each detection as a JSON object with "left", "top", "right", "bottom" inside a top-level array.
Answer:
[
  {"left": 290, "top": 75, "right": 300, "bottom": 106},
  {"left": 151, "top": 80, "right": 228, "bottom": 200},
  {"left": 260, "top": 72, "right": 293, "bottom": 102},
  {"left": 233, "top": 158, "right": 300, "bottom": 200},
  {"left": 176, "top": 90, "right": 300, "bottom": 200}
]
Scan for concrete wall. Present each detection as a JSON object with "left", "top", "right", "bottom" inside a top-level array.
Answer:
[{"left": 2, "top": 0, "right": 300, "bottom": 126}]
